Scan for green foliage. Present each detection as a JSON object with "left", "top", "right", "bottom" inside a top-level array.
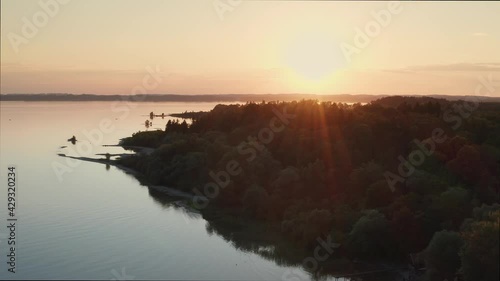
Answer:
[
  {"left": 424, "top": 231, "right": 464, "bottom": 281},
  {"left": 117, "top": 98, "right": 500, "bottom": 268},
  {"left": 241, "top": 185, "right": 269, "bottom": 217},
  {"left": 282, "top": 209, "right": 333, "bottom": 247},
  {"left": 460, "top": 208, "right": 499, "bottom": 281},
  {"left": 165, "top": 119, "right": 189, "bottom": 133},
  {"left": 365, "top": 179, "right": 394, "bottom": 208},
  {"left": 120, "top": 130, "right": 165, "bottom": 148},
  {"left": 471, "top": 203, "right": 500, "bottom": 221},
  {"left": 432, "top": 186, "right": 471, "bottom": 229},
  {"left": 346, "top": 210, "right": 395, "bottom": 258}
]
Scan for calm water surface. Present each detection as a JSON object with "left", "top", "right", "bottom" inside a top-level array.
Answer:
[{"left": 0, "top": 101, "right": 392, "bottom": 280}]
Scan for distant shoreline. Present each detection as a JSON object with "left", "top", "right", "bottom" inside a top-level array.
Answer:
[{"left": 2, "top": 93, "right": 500, "bottom": 103}]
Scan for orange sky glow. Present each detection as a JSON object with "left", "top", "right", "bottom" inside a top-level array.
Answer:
[{"left": 1, "top": 0, "right": 500, "bottom": 96}]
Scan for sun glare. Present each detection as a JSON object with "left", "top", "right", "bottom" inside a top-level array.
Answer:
[{"left": 283, "top": 32, "right": 347, "bottom": 83}]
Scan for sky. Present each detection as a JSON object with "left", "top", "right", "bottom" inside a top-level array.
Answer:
[{"left": 1, "top": 0, "right": 500, "bottom": 96}]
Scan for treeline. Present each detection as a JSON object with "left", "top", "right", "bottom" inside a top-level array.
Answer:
[
  {"left": 119, "top": 97, "right": 500, "bottom": 281},
  {"left": 169, "top": 111, "right": 208, "bottom": 119},
  {"left": 3, "top": 93, "right": 500, "bottom": 103}
]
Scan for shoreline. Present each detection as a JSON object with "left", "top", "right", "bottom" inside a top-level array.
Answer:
[
  {"left": 57, "top": 149, "right": 203, "bottom": 203},
  {"left": 57, "top": 145, "right": 413, "bottom": 281}
]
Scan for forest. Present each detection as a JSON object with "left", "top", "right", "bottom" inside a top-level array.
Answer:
[{"left": 118, "top": 96, "right": 500, "bottom": 281}]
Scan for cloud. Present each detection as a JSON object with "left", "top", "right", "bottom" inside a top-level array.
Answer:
[
  {"left": 383, "top": 63, "right": 500, "bottom": 74},
  {"left": 472, "top": 32, "right": 489, "bottom": 36},
  {"left": 1, "top": 63, "right": 152, "bottom": 75}
]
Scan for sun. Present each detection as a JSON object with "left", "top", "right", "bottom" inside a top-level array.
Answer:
[{"left": 283, "top": 32, "right": 347, "bottom": 83}]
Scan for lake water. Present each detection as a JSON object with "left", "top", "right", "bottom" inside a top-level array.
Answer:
[{"left": 0, "top": 101, "right": 398, "bottom": 280}]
